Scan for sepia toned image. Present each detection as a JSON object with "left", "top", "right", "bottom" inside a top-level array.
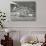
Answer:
[{"left": 10, "top": 1, "right": 36, "bottom": 21}]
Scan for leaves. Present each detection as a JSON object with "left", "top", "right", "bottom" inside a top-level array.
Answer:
[{"left": 0, "top": 11, "right": 6, "bottom": 28}]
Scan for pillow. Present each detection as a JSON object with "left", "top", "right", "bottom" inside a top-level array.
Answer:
[{"left": 20, "top": 35, "right": 37, "bottom": 44}]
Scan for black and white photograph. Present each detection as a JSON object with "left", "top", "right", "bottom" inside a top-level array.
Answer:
[{"left": 10, "top": 1, "right": 36, "bottom": 21}]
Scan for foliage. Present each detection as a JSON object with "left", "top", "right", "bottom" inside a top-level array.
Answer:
[{"left": 0, "top": 11, "right": 6, "bottom": 28}]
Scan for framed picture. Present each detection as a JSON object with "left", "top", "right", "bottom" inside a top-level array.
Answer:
[{"left": 10, "top": 1, "right": 36, "bottom": 21}]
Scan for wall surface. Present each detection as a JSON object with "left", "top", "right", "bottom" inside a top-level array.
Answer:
[{"left": 0, "top": 0, "right": 46, "bottom": 27}]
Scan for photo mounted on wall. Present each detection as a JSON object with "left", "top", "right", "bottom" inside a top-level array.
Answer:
[{"left": 10, "top": 1, "right": 36, "bottom": 21}]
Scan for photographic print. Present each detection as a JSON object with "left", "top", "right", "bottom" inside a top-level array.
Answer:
[{"left": 10, "top": 1, "right": 36, "bottom": 21}]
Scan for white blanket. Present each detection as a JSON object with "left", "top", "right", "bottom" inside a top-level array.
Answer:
[{"left": 21, "top": 43, "right": 43, "bottom": 46}]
